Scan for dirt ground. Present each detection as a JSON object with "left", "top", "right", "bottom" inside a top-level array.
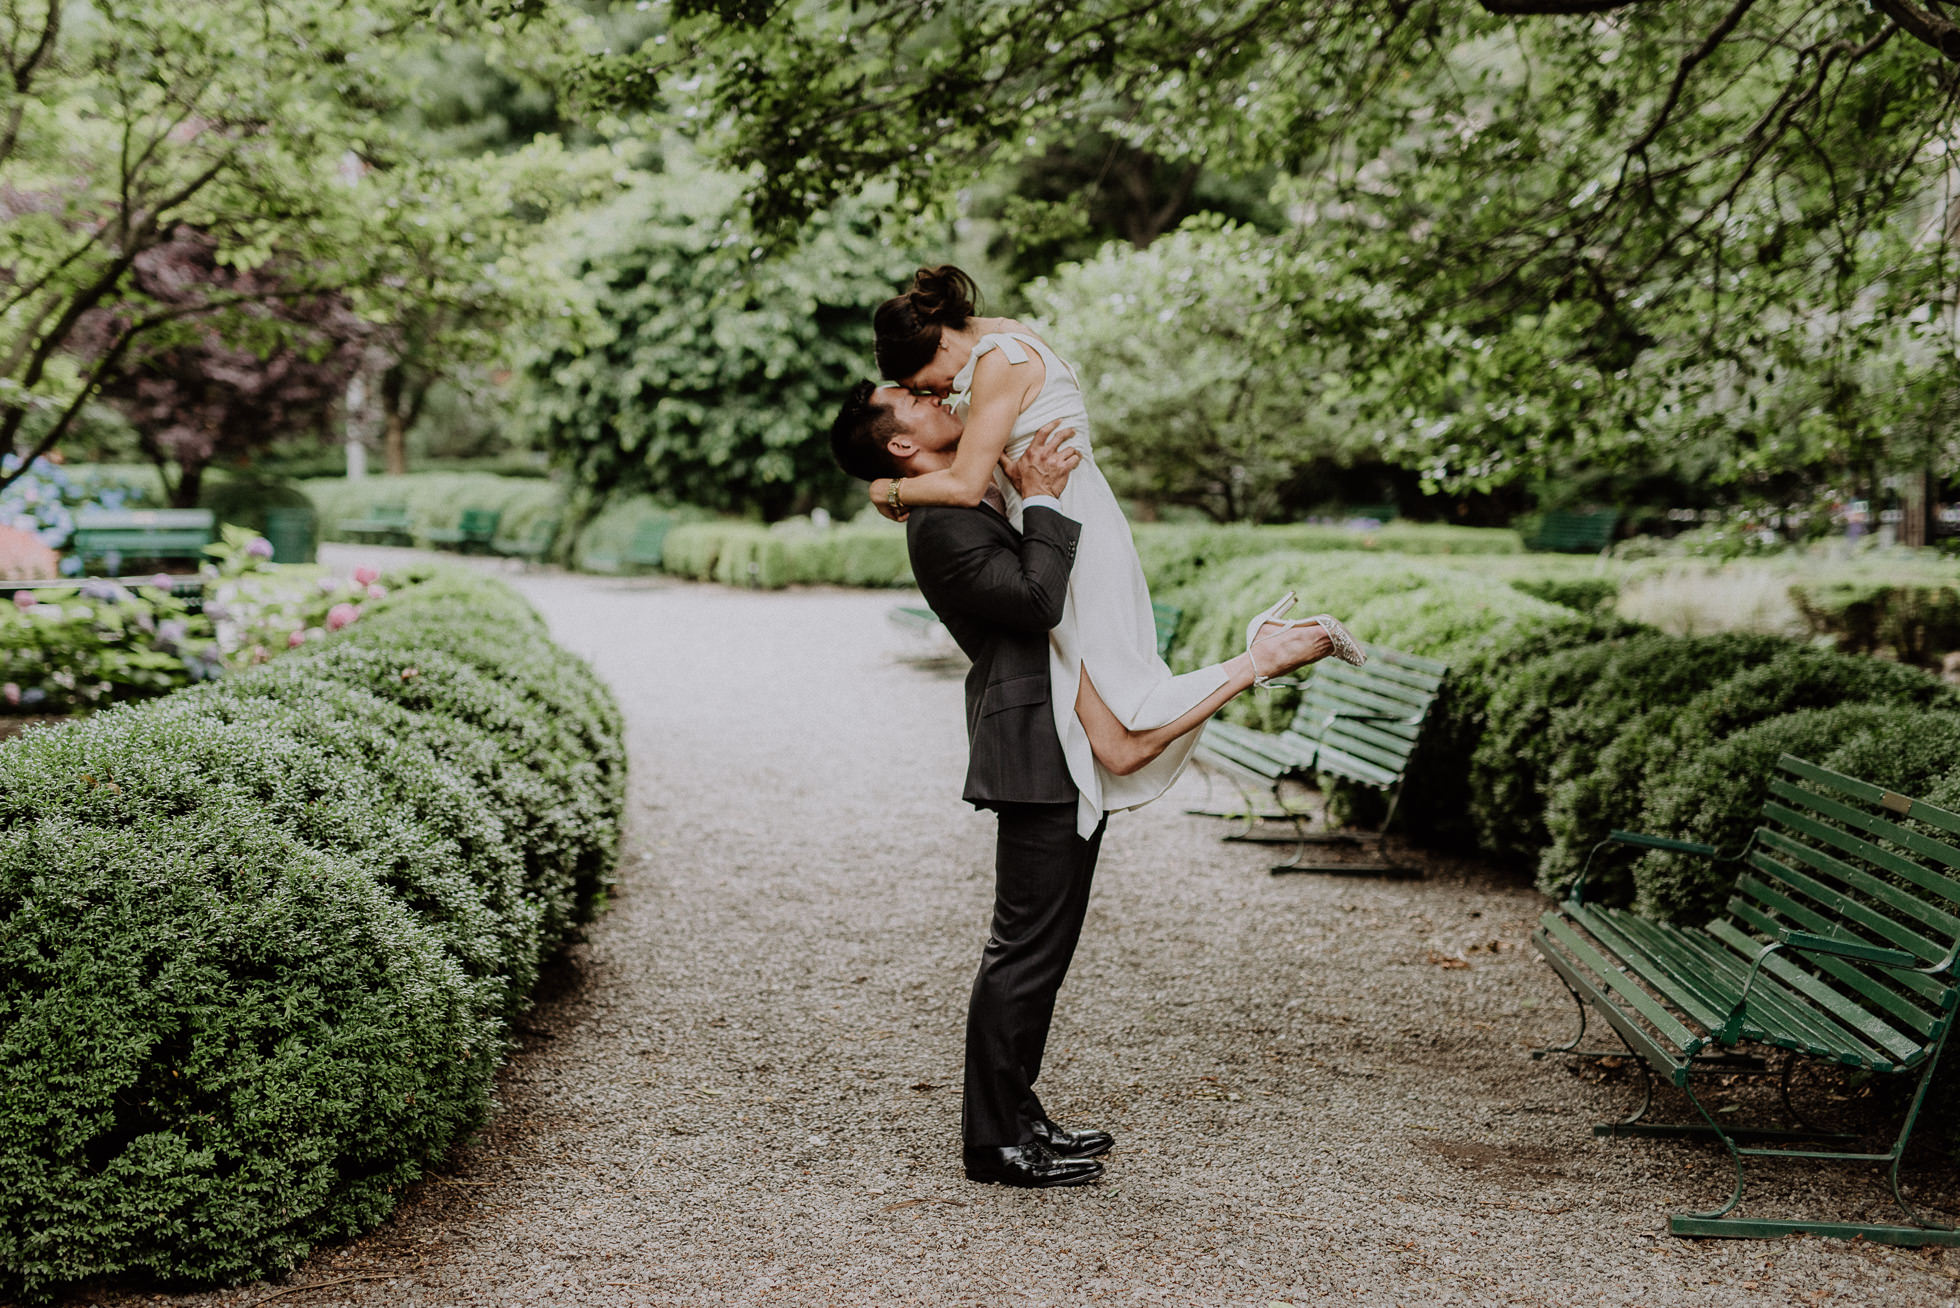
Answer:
[{"left": 55, "top": 556, "right": 1960, "bottom": 1307}]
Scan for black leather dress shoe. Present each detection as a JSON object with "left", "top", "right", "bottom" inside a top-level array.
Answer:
[
  {"left": 1030, "top": 1116, "right": 1114, "bottom": 1159},
  {"left": 962, "top": 1142, "right": 1104, "bottom": 1188}
]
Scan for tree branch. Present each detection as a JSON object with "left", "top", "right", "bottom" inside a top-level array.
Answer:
[{"left": 1869, "top": 0, "right": 1960, "bottom": 61}]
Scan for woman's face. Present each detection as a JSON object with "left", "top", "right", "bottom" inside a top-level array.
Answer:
[{"left": 899, "top": 334, "right": 969, "bottom": 398}]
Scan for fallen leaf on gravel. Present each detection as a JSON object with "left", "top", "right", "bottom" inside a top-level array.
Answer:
[
  {"left": 910, "top": 1081, "right": 938, "bottom": 1091},
  {"left": 1426, "top": 951, "right": 1471, "bottom": 970}
]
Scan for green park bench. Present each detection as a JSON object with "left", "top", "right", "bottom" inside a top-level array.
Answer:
[
  {"left": 69, "top": 509, "right": 214, "bottom": 572},
  {"left": 886, "top": 601, "right": 1182, "bottom": 659},
  {"left": 1532, "top": 755, "right": 1960, "bottom": 1246},
  {"left": 424, "top": 508, "right": 501, "bottom": 554},
  {"left": 585, "top": 516, "right": 673, "bottom": 574},
  {"left": 493, "top": 516, "right": 559, "bottom": 563},
  {"left": 1192, "top": 644, "right": 1449, "bottom": 876},
  {"left": 1525, "top": 507, "right": 1621, "bottom": 553},
  {"left": 336, "top": 502, "right": 413, "bottom": 545}
]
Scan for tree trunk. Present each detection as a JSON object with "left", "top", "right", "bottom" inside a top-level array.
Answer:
[
  {"left": 173, "top": 461, "right": 203, "bottom": 510},
  {"left": 383, "top": 408, "right": 408, "bottom": 476},
  {"left": 1899, "top": 466, "right": 1937, "bottom": 549}
]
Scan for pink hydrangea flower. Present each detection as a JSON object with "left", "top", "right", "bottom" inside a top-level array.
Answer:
[
  {"left": 246, "top": 537, "right": 275, "bottom": 559},
  {"left": 366, "top": 583, "right": 387, "bottom": 600},
  {"left": 352, "top": 565, "right": 380, "bottom": 586},
  {"left": 316, "top": 576, "right": 338, "bottom": 594},
  {"left": 148, "top": 573, "right": 174, "bottom": 591},
  {"left": 2, "top": 683, "right": 17, "bottom": 706},
  {"left": 12, "top": 590, "right": 33, "bottom": 610},
  {"left": 325, "top": 602, "right": 360, "bottom": 632},
  {"left": 287, "top": 629, "right": 307, "bottom": 648}
]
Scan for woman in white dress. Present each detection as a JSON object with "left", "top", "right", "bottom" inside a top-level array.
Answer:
[{"left": 866, "top": 266, "right": 1363, "bottom": 841}]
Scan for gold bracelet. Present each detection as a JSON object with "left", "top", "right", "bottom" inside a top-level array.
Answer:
[{"left": 887, "top": 478, "right": 904, "bottom": 511}]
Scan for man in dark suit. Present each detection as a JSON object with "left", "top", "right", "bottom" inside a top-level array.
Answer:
[{"left": 829, "top": 380, "right": 1111, "bottom": 1188}]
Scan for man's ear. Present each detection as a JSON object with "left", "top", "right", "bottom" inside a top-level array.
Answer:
[{"left": 885, "top": 435, "right": 919, "bottom": 462}]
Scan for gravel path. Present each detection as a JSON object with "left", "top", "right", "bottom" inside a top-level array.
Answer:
[{"left": 70, "top": 560, "right": 1960, "bottom": 1307}]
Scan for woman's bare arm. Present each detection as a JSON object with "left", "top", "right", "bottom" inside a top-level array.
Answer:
[{"left": 869, "top": 350, "right": 1040, "bottom": 513}]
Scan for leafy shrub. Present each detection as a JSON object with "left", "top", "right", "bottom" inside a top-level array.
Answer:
[
  {"left": 300, "top": 474, "right": 564, "bottom": 551},
  {"left": 0, "top": 567, "right": 622, "bottom": 1301},
  {"left": 1508, "top": 575, "right": 1619, "bottom": 614},
  {"left": 1538, "top": 644, "right": 1956, "bottom": 902},
  {"left": 1342, "top": 582, "right": 1626, "bottom": 844},
  {"left": 1470, "top": 638, "right": 1644, "bottom": 859},
  {"left": 569, "top": 496, "right": 715, "bottom": 573},
  {"left": 517, "top": 166, "right": 917, "bottom": 521},
  {"left": 1628, "top": 704, "right": 1952, "bottom": 922},
  {"left": 1790, "top": 581, "right": 1960, "bottom": 667}
]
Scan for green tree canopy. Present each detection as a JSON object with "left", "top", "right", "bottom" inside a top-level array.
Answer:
[
  {"left": 0, "top": 0, "right": 608, "bottom": 492},
  {"left": 580, "top": 1, "right": 1960, "bottom": 504},
  {"left": 516, "top": 159, "right": 918, "bottom": 520}
]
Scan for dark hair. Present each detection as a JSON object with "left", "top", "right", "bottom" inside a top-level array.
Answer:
[
  {"left": 829, "top": 380, "right": 906, "bottom": 481},
  {"left": 873, "top": 264, "right": 978, "bottom": 382}
]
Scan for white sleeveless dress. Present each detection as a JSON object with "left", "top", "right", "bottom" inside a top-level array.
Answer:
[{"left": 954, "top": 332, "right": 1231, "bottom": 840}]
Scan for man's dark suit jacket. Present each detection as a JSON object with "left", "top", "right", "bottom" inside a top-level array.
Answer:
[{"left": 905, "top": 502, "right": 1081, "bottom": 810}]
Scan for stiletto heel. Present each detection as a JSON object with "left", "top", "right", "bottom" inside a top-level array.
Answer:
[
  {"left": 1245, "top": 603, "right": 1369, "bottom": 685},
  {"left": 1244, "top": 591, "right": 1297, "bottom": 688}
]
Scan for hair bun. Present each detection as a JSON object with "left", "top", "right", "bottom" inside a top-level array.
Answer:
[{"left": 907, "top": 264, "right": 977, "bottom": 326}]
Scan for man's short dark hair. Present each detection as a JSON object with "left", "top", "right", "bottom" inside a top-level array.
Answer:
[{"left": 829, "top": 380, "right": 905, "bottom": 482}]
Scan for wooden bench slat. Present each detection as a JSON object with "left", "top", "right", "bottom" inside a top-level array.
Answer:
[
  {"left": 1762, "top": 799, "right": 1960, "bottom": 938},
  {"left": 1317, "top": 724, "right": 1417, "bottom": 774},
  {"left": 1729, "top": 890, "right": 1944, "bottom": 1036},
  {"left": 1611, "top": 914, "right": 1900, "bottom": 1066},
  {"left": 1534, "top": 927, "right": 1697, "bottom": 1078},
  {"left": 1705, "top": 919, "right": 1924, "bottom": 1065},
  {"left": 1312, "top": 744, "right": 1401, "bottom": 790},
  {"left": 1315, "top": 664, "right": 1438, "bottom": 707},
  {"left": 1302, "top": 680, "right": 1425, "bottom": 724},
  {"left": 1585, "top": 909, "right": 1880, "bottom": 1067},
  {"left": 1317, "top": 714, "right": 1422, "bottom": 763},
  {"left": 1750, "top": 836, "right": 1950, "bottom": 963},
  {"left": 1297, "top": 698, "right": 1423, "bottom": 746},
  {"left": 1541, "top": 913, "right": 1708, "bottom": 1052},
  {"left": 1781, "top": 754, "right": 1960, "bottom": 845},
  {"left": 1569, "top": 906, "right": 1737, "bottom": 1034},
  {"left": 1767, "top": 779, "right": 1960, "bottom": 893}
]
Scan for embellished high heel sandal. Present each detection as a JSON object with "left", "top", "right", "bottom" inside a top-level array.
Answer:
[{"left": 1244, "top": 591, "right": 1368, "bottom": 687}]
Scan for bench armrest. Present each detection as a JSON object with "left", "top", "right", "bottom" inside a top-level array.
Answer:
[
  {"left": 1776, "top": 928, "right": 1920, "bottom": 970},
  {"left": 1605, "top": 830, "right": 1718, "bottom": 856},
  {"left": 1568, "top": 830, "right": 1722, "bottom": 907}
]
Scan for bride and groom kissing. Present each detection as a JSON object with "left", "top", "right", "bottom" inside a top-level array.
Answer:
[{"left": 827, "top": 266, "right": 1362, "bottom": 1189}]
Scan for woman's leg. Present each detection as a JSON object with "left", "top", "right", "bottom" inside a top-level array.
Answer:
[{"left": 1074, "top": 620, "right": 1332, "bottom": 776}]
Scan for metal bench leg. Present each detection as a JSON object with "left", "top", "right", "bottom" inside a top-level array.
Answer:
[{"left": 1669, "top": 1028, "right": 1960, "bottom": 1244}]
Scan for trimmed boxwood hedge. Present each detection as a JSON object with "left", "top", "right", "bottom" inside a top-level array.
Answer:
[
  {"left": 0, "top": 567, "right": 623, "bottom": 1302},
  {"left": 1628, "top": 704, "right": 1960, "bottom": 922},
  {"left": 1536, "top": 645, "right": 1957, "bottom": 903}
]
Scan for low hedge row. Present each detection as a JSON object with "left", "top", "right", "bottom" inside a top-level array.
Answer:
[
  {"left": 660, "top": 520, "right": 914, "bottom": 589},
  {"left": 0, "top": 566, "right": 623, "bottom": 1302},
  {"left": 300, "top": 474, "right": 565, "bottom": 551}
]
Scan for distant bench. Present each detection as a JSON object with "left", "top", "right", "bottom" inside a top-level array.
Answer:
[
  {"left": 69, "top": 509, "right": 214, "bottom": 571},
  {"left": 1525, "top": 507, "right": 1620, "bottom": 553},
  {"left": 888, "top": 601, "right": 1182, "bottom": 659},
  {"left": 336, "top": 503, "right": 413, "bottom": 545},
  {"left": 585, "top": 517, "right": 672, "bottom": 574},
  {"left": 1193, "top": 644, "right": 1449, "bottom": 876},
  {"left": 424, "top": 508, "right": 501, "bottom": 554}
]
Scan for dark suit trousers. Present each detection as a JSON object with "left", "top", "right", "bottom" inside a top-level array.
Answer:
[{"left": 963, "top": 801, "right": 1107, "bottom": 1147}]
